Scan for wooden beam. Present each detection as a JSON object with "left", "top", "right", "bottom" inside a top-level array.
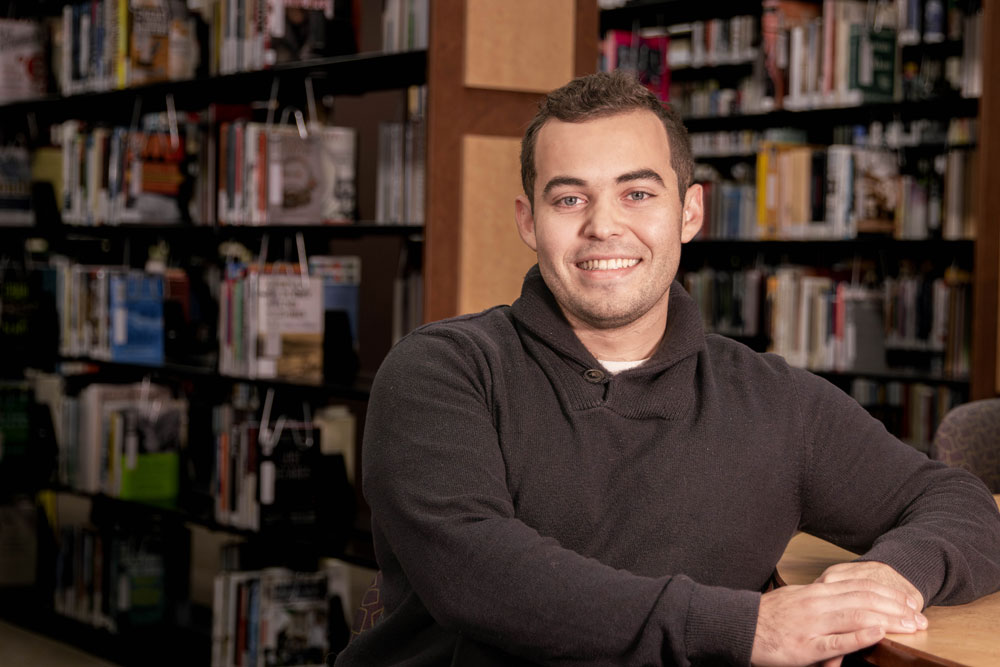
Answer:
[
  {"left": 424, "top": 0, "right": 598, "bottom": 323},
  {"left": 972, "top": 1, "right": 1000, "bottom": 398}
]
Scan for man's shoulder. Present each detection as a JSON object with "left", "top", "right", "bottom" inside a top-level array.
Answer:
[
  {"left": 703, "top": 333, "right": 817, "bottom": 385},
  {"left": 407, "top": 304, "right": 517, "bottom": 344},
  {"left": 384, "top": 305, "right": 520, "bottom": 365},
  {"left": 703, "top": 333, "right": 844, "bottom": 400}
]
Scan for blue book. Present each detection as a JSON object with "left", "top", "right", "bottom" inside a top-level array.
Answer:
[{"left": 109, "top": 272, "right": 164, "bottom": 365}]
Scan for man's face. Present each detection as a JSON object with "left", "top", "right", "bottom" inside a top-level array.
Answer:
[{"left": 515, "top": 110, "right": 703, "bottom": 332}]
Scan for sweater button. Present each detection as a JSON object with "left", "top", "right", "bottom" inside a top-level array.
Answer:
[{"left": 583, "top": 368, "right": 606, "bottom": 383}]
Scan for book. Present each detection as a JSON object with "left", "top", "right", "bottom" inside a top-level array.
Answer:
[
  {"left": 108, "top": 271, "right": 165, "bottom": 366},
  {"left": 601, "top": 29, "right": 670, "bottom": 102},
  {"left": 0, "top": 19, "right": 47, "bottom": 103},
  {"left": 760, "top": 1, "right": 821, "bottom": 110},
  {"left": 266, "top": 125, "right": 356, "bottom": 224},
  {"left": 254, "top": 273, "right": 324, "bottom": 384},
  {"left": 845, "top": 24, "right": 896, "bottom": 105},
  {"left": 101, "top": 397, "right": 187, "bottom": 501},
  {"left": 129, "top": 0, "right": 171, "bottom": 84},
  {"left": 77, "top": 382, "right": 171, "bottom": 493},
  {"left": 258, "top": 563, "right": 351, "bottom": 666},
  {"left": 264, "top": 0, "right": 333, "bottom": 65},
  {"left": 258, "top": 424, "right": 321, "bottom": 537},
  {"left": 852, "top": 149, "right": 898, "bottom": 235}
]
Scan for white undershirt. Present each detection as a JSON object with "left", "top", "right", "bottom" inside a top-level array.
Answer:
[{"left": 597, "top": 358, "right": 649, "bottom": 374}]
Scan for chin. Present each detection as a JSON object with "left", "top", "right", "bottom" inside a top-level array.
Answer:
[{"left": 574, "top": 304, "right": 646, "bottom": 330}]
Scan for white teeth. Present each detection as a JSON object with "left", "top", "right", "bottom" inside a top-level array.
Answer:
[{"left": 578, "top": 258, "right": 639, "bottom": 271}]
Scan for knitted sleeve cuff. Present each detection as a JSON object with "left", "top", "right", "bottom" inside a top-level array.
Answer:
[
  {"left": 682, "top": 581, "right": 761, "bottom": 666},
  {"left": 856, "top": 537, "right": 948, "bottom": 608}
]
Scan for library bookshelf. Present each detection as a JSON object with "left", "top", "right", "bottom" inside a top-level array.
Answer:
[
  {"left": 0, "top": 0, "right": 597, "bottom": 664},
  {"left": 599, "top": 0, "right": 1000, "bottom": 451}
]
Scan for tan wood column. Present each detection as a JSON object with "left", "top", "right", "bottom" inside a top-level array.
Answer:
[
  {"left": 972, "top": 1, "right": 1000, "bottom": 398},
  {"left": 424, "top": 0, "right": 598, "bottom": 322}
]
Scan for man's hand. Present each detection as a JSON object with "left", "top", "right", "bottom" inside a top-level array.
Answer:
[
  {"left": 814, "top": 561, "right": 925, "bottom": 611},
  {"left": 750, "top": 575, "right": 927, "bottom": 667}
]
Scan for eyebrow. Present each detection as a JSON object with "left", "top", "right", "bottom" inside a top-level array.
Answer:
[
  {"left": 541, "top": 169, "right": 666, "bottom": 198},
  {"left": 617, "top": 168, "right": 665, "bottom": 186},
  {"left": 541, "top": 176, "right": 586, "bottom": 198}
]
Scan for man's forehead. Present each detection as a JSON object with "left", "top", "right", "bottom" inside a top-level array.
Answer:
[
  {"left": 533, "top": 110, "right": 673, "bottom": 177},
  {"left": 535, "top": 110, "right": 670, "bottom": 154}
]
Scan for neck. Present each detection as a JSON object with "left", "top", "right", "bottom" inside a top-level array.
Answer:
[{"left": 567, "top": 302, "right": 668, "bottom": 362}]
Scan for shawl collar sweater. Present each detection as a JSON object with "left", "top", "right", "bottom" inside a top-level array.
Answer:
[{"left": 336, "top": 266, "right": 1000, "bottom": 666}]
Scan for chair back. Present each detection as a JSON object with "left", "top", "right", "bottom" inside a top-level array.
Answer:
[{"left": 930, "top": 398, "right": 1000, "bottom": 493}]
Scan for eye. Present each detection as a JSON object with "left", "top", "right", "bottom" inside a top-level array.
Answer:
[
  {"left": 626, "top": 191, "right": 652, "bottom": 201},
  {"left": 557, "top": 195, "right": 582, "bottom": 207}
]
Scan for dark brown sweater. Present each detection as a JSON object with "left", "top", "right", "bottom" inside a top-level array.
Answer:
[{"left": 336, "top": 266, "right": 1000, "bottom": 666}]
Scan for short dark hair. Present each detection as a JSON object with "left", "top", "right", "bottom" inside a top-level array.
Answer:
[{"left": 520, "top": 71, "right": 693, "bottom": 206}]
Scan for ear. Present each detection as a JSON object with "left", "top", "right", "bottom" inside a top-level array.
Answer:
[
  {"left": 514, "top": 194, "right": 538, "bottom": 251},
  {"left": 680, "top": 183, "right": 704, "bottom": 243}
]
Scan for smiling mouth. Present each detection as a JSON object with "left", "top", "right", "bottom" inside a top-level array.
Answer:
[{"left": 577, "top": 258, "right": 641, "bottom": 271}]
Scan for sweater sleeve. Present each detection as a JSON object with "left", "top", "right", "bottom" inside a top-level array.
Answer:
[
  {"left": 362, "top": 331, "right": 760, "bottom": 666},
  {"left": 793, "top": 369, "right": 1000, "bottom": 607}
]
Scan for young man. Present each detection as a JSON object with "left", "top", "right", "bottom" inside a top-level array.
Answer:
[{"left": 336, "top": 72, "right": 1000, "bottom": 666}]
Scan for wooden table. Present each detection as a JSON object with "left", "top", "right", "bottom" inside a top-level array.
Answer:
[{"left": 777, "top": 495, "right": 1000, "bottom": 667}]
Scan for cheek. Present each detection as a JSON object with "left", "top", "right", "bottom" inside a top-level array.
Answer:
[
  {"left": 535, "top": 225, "right": 576, "bottom": 259},
  {"left": 633, "top": 216, "right": 682, "bottom": 253}
]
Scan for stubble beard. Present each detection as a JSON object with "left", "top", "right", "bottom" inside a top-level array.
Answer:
[{"left": 546, "top": 268, "right": 670, "bottom": 331}]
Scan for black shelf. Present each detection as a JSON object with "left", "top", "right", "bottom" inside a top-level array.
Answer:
[
  {"left": 669, "top": 60, "right": 755, "bottom": 82},
  {"left": 0, "top": 221, "right": 425, "bottom": 239},
  {"left": 683, "top": 96, "right": 979, "bottom": 132},
  {"left": 57, "top": 356, "right": 374, "bottom": 401},
  {"left": 0, "top": 49, "right": 428, "bottom": 124},
  {"left": 600, "top": 0, "right": 760, "bottom": 32},
  {"left": 48, "top": 485, "right": 378, "bottom": 569},
  {"left": 683, "top": 237, "right": 975, "bottom": 266},
  {"left": 814, "top": 368, "right": 970, "bottom": 388},
  {"left": 686, "top": 237, "right": 975, "bottom": 251},
  {"left": 0, "top": 587, "right": 211, "bottom": 667}
]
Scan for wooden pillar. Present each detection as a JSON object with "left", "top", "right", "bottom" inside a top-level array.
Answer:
[
  {"left": 423, "top": 0, "right": 598, "bottom": 322},
  {"left": 972, "top": 1, "right": 1000, "bottom": 398}
]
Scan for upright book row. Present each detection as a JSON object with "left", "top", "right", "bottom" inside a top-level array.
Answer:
[
  {"left": 48, "top": 0, "right": 361, "bottom": 96},
  {"left": 760, "top": 0, "right": 981, "bottom": 110},
  {"left": 211, "top": 561, "right": 352, "bottom": 667},
  {"left": 218, "top": 256, "right": 360, "bottom": 386},
  {"left": 601, "top": 0, "right": 983, "bottom": 117},
  {"left": 210, "top": 400, "right": 355, "bottom": 537},
  {"left": 44, "top": 86, "right": 427, "bottom": 227},
  {"left": 381, "top": 0, "right": 429, "bottom": 53},
  {"left": 600, "top": 14, "right": 758, "bottom": 103},
  {"left": 33, "top": 375, "right": 184, "bottom": 499},
  {"left": 696, "top": 140, "right": 978, "bottom": 241},
  {"left": 374, "top": 86, "right": 426, "bottom": 225},
  {"left": 52, "top": 518, "right": 169, "bottom": 633},
  {"left": 54, "top": 112, "right": 360, "bottom": 227},
  {"left": 51, "top": 261, "right": 166, "bottom": 366},
  {"left": 755, "top": 141, "right": 976, "bottom": 241},
  {"left": 682, "top": 264, "right": 971, "bottom": 378}
]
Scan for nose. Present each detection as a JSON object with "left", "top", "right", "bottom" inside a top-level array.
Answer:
[{"left": 582, "top": 196, "right": 623, "bottom": 240}]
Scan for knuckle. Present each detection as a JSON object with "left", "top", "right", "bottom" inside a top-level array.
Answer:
[{"left": 851, "top": 609, "right": 871, "bottom": 626}]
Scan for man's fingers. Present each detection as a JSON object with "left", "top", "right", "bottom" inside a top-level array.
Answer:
[
  {"left": 817, "top": 561, "right": 925, "bottom": 610},
  {"left": 816, "top": 577, "right": 922, "bottom": 615},
  {"left": 819, "top": 625, "right": 885, "bottom": 659},
  {"left": 826, "top": 605, "right": 924, "bottom": 635}
]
